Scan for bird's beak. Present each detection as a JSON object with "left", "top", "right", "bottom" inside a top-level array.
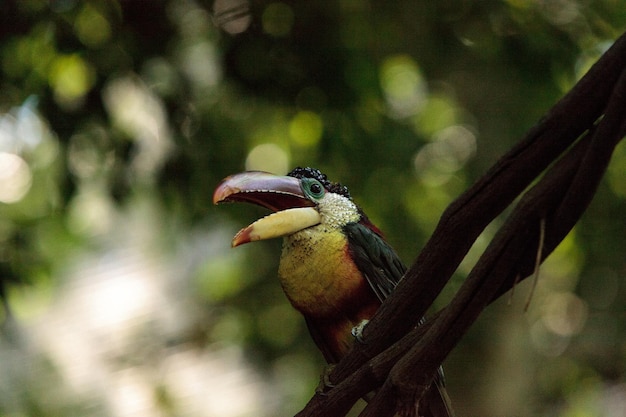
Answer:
[{"left": 213, "top": 171, "right": 321, "bottom": 247}]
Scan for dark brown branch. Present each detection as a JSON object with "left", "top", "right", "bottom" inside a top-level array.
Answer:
[
  {"left": 337, "top": 31, "right": 626, "bottom": 381},
  {"left": 296, "top": 31, "right": 626, "bottom": 417},
  {"left": 384, "top": 65, "right": 626, "bottom": 417},
  {"left": 299, "top": 136, "right": 593, "bottom": 417}
]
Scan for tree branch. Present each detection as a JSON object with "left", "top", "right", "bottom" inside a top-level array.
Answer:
[{"left": 296, "top": 30, "right": 626, "bottom": 417}]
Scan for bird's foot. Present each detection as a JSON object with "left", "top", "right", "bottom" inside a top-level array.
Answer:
[
  {"left": 351, "top": 319, "right": 369, "bottom": 344},
  {"left": 316, "top": 364, "right": 336, "bottom": 394}
]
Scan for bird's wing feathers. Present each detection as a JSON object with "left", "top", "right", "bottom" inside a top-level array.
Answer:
[
  {"left": 343, "top": 222, "right": 406, "bottom": 302},
  {"left": 343, "top": 222, "right": 454, "bottom": 417}
]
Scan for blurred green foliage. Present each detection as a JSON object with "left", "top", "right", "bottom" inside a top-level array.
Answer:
[{"left": 0, "top": 1, "right": 625, "bottom": 416}]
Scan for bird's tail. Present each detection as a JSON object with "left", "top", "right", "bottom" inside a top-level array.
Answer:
[{"left": 422, "top": 377, "right": 455, "bottom": 417}]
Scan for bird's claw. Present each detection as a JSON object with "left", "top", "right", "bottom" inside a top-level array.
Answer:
[
  {"left": 351, "top": 319, "right": 369, "bottom": 344},
  {"left": 316, "top": 364, "right": 336, "bottom": 394}
]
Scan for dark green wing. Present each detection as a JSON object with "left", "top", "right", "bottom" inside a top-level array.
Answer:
[
  {"left": 344, "top": 222, "right": 454, "bottom": 417},
  {"left": 343, "top": 222, "right": 406, "bottom": 302}
]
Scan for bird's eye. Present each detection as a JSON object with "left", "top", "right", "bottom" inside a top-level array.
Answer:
[
  {"left": 301, "top": 178, "right": 325, "bottom": 201},
  {"left": 310, "top": 182, "right": 322, "bottom": 194}
]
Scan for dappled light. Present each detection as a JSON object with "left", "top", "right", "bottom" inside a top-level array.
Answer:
[
  {"left": 0, "top": 1, "right": 625, "bottom": 416},
  {"left": 540, "top": 292, "right": 588, "bottom": 338},
  {"left": 262, "top": 2, "right": 295, "bottom": 38},
  {"left": 0, "top": 98, "right": 59, "bottom": 210},
  {"left": 212, "top": 0, "right": 252, "bottom": 35},
  {"left": 412, "top": 92, "right": 467, "bottom": 138},
  {"left": 289, "top": 111, "right": 324, "bottom": 148},
  {"left": 102, "top": 76, "right": 173, "bottom": 181},
  {"left": 74, "top": 3, "right": 112, "bottom": 48},
  {"left": 49, "top": 54, "right": 95, "bottom": 109},
  {"left": 380, "top": 55, "right": 428, "bottom": 119},
  {"left": 246, "top": 143, "right": 290, "bottom": 173},
  {"left": 0, "top": 153, "right": 32, "bottom": 203},
  {"left": 413, "top": 125, "right": 476, "bottom": 186}
]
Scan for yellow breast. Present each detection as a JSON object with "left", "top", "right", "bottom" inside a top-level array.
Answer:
[{"left": 278, "top": 225, "right": 363, "bottom": 318}]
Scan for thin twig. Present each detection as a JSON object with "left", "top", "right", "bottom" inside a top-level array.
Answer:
[
  {"left": 508, "top": 273, "right": 521, "bottom": 305},
  {"left": 524, "top": 216, "right": 546, "bottom": 311}
]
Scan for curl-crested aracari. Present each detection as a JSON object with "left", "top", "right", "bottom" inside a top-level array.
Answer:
[{"left": 213, "top": 167, "right": 454, "bottom": 417}]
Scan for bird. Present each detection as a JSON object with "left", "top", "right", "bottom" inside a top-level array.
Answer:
[{"left": 213, "top": 166, "right": 454, "bottom": 417}]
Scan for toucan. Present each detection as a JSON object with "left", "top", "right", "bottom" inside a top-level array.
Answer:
[{"left": 213, "top": 167, "right": 454, "bottom": 417}]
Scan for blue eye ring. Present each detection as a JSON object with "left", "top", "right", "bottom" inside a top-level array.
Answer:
[{"left": 301, "top": 178, "right": 325, "bottom": 201}]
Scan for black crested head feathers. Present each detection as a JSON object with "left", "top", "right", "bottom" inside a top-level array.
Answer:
[{"left": 287, "top": 167, "right": 351, "bottom": 199}]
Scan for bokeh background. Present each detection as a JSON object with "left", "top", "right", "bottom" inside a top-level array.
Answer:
[{"left": 1, "top": 1, "right": 626, "bottom": 416}]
